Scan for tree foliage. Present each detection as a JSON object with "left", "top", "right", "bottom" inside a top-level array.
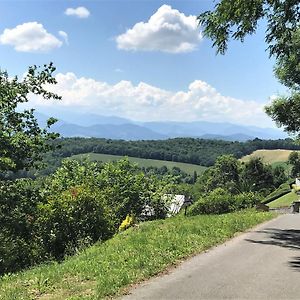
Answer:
[
  {"left": 0, "top": 158, "right": 175, "bottom": 274},
  {"left": 288, "top": 151, "right": 300, "bottom": 177},
  {"left": 198, "top": 1, "right": 300, "bottom": 136},
  {"left": 0, "top": 63, "right": 60, "bottom": 176},
  {"left": 198, "top": 0, "right": 300, "bottom": 59}
]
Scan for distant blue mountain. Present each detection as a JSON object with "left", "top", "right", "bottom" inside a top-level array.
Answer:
[
  {"left": 141, "top": 121, "right": 287, "bottom": 140},
  {"left": 34, "top": 111, "right": 287, "bottom": 141}
]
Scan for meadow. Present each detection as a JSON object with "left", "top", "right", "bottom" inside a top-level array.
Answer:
[
  {"left": 71, "top": 153, "right": 207, "bottom": 175},
  {"left": 241, "top": 149, "right": 298, "bottom": 165}
]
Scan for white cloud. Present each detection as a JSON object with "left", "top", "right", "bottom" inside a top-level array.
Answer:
[
  {"left": 0, "top": 22, "right": 62, "bottom": 52},
  {"left": 30, "top": 72, "right": 272, "bottom": 127},
  {"left": 58, "top": 30, "right": 68, "bottom": 45},
  {"left": 116, "top": 5, "right": 202, "bottom": 53},
  {"left": 65, "top": 7, "right": 90, "bottom": 18}
]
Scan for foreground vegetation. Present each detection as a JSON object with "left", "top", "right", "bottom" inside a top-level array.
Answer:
[
  {"left": 0, "top": 210, "right": 275, "bottom": 300},
  {"left": 0, "top": 159, "right": 174, "bottom": 275}
]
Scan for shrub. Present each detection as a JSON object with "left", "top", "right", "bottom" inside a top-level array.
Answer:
[
  {"left": 188, "top": 189, "right": 260, "bottom": 216},
  {"left": 188, "top": 188, "right": 234, "bottom": 215},
  {"left": 119, "top": 215, "right": 135, "bottom": 232},
  {"left": 35, "top": 185, "right": 113, "bottom": 259},
  {"left": 233, "top": 192, "right": 261, "bottom": 209},
  {"left": 0, "top": 179, "right": 43, "bottom": 274},
  {"left": 0, "top": 158, "right": 175, "bottom": 274}
]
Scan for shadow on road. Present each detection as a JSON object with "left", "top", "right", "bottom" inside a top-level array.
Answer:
[
  {"left": 289, "top": 257, "right": 300, "bottom": 270},
  {"left": 245, "top": 228, "right": 300, "bottom": 250},
  {"left": 245, "top": 228, "right": 300, "bottom": 271}
]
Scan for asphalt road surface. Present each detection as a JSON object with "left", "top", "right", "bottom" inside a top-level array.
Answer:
[{"left": 123, "top": 214, "right": 300, "bottom": 299}]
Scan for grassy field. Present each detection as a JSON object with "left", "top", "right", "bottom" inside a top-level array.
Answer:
[
  {"left": 71, "top": 153, "right": 207, "bottom": 175},
  {"left": 268, "top": 191, "right": 299, "bottom": 208},
  {"left": 241, "top": 149, "right": 298, "bottom": 165},
  {"left": 0, "top": 210, "right": 275, "bottom": 300}
]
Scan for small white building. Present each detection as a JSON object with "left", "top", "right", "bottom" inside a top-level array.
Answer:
[{"left": 168, "top": 194, "right": 186, "bottom": 215}]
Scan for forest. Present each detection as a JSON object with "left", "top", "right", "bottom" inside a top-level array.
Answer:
[{"left": 26, "top": 136, "right": 300, "bottom": 177}]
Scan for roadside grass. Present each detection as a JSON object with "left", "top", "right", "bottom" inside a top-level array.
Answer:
[
  {"left": 71, "top": 153, "right": 207, "bottom": 175},
  {"left": 0, "top": 210, "right": 275, "bottom": 300},
  {"left": 263, "top": 182, "right": 292, "bottom": 204},
  {"left": 268, "top": 191, "right": 299, "bottom": 208}
]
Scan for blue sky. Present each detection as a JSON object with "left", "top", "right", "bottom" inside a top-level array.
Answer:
[{"left": 0, "top": 0, "right": 286, "bottom": 127}]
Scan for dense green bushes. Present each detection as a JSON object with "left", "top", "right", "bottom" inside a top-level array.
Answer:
[
  {"left": 35, "top": 186, "right": 113, "bottom": 259},
  {"left": 188, "top": 188, "right": 260, "bottom": 216},
  {"left": 0, "top": 159, "right": 173, "bottom": 275},
  {"left": 0, "top": 179, "right": 42, "bottom": 274}
]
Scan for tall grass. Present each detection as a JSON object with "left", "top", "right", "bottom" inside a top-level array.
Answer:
[{"left": 0, "top": 210, "right": 275, "bottom": 300}]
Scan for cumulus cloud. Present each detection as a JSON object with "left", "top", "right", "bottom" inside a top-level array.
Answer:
[
  {"left": 65, "top": 7, "right": 90, "bottom": 18},
  {"left": 30, "top": 72, "right": 271, "bottom": 126},
  {"left": 116, "top": 4, "right": 202, "bottom": 53},
  {"left": 0, "top": 22, "right": 62, "bottom": 52},
  {"left": 58, "top": 30, "right": 68, "bottom": 45}
]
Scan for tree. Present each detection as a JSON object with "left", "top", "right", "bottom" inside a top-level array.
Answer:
[
  {"left": 288, "top": 151, "right": 300, "bottom": 177},
  {"left": 198, "top": 0, "right": 299, "bottom": 59},
  {"left": 240, "top": 157, "right": 274, "bottom": 194},
  {"left": 0, "top": 63, "right": 61, "bottom": 175},
  {"left": 198, "top": 1, "right": 300, "bottom": 135},
  {"left": 201, "top": 155, "right": 240, "bottom": 193}
]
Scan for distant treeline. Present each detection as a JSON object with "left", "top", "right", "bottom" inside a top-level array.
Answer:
[{"left": 43, "top": 137, "right": 300, "bottom": 171}]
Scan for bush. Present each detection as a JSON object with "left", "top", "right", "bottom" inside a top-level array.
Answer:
[
  {"left": 35, "top": 185, "right": 113, "bottom": 259},
  {"left": 0, "top": 179, "right": 43, "bottom": 274},
  {"left": 188, "top": 188, "right": 234, "bottom": 215},
  {"left": 0, "top": 158, "right": 175, "bottom": 274},
  {"left": 233, "top": 192, "right": 261, "bottom": 209},
  {"left": 188, "top": 188, "right": 260, "bottom": 216}
]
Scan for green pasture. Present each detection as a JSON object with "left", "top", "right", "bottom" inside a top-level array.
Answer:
[{"left": 71, "top": 153, "right": 207, "bottom": 175}]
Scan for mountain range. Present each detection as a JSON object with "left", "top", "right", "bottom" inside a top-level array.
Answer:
[{"left": 35, "top": 111, "right": 287, "bottom": 141}]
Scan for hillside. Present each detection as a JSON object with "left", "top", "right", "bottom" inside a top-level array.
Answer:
[
  {"left": 0, "top": 211, "right": 274, "bottom": 299},
  {"left": 72, "top": 153, "right": 207, "bottom": 175},
  {"left": 241, "top": 149, "right": 299, "bottom": 164},
  {"left": 50, "top": 137, "right": 300, "bottom": 169}
]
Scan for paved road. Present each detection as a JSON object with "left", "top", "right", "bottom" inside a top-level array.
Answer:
[{"left": 123, "top": 214, "right": 300, "bottom": 299}]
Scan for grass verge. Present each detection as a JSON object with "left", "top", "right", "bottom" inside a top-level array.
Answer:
[
  {"left": 0, "top": 210, "right": 275, "bottom": 300},
  {"left": 268, "top": 191, "right": 299, "bottom": 208},
  {"left": 263, "top": 182, "right": 292, "bottom": 204}
]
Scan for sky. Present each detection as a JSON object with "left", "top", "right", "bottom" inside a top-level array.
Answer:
[{"left": 0, "top": 0, "right": 288, "bottom": 128}]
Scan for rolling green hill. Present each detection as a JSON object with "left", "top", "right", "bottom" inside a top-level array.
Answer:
[{"left": 71, "top": 153, "right": 207, "bottom": 175}]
